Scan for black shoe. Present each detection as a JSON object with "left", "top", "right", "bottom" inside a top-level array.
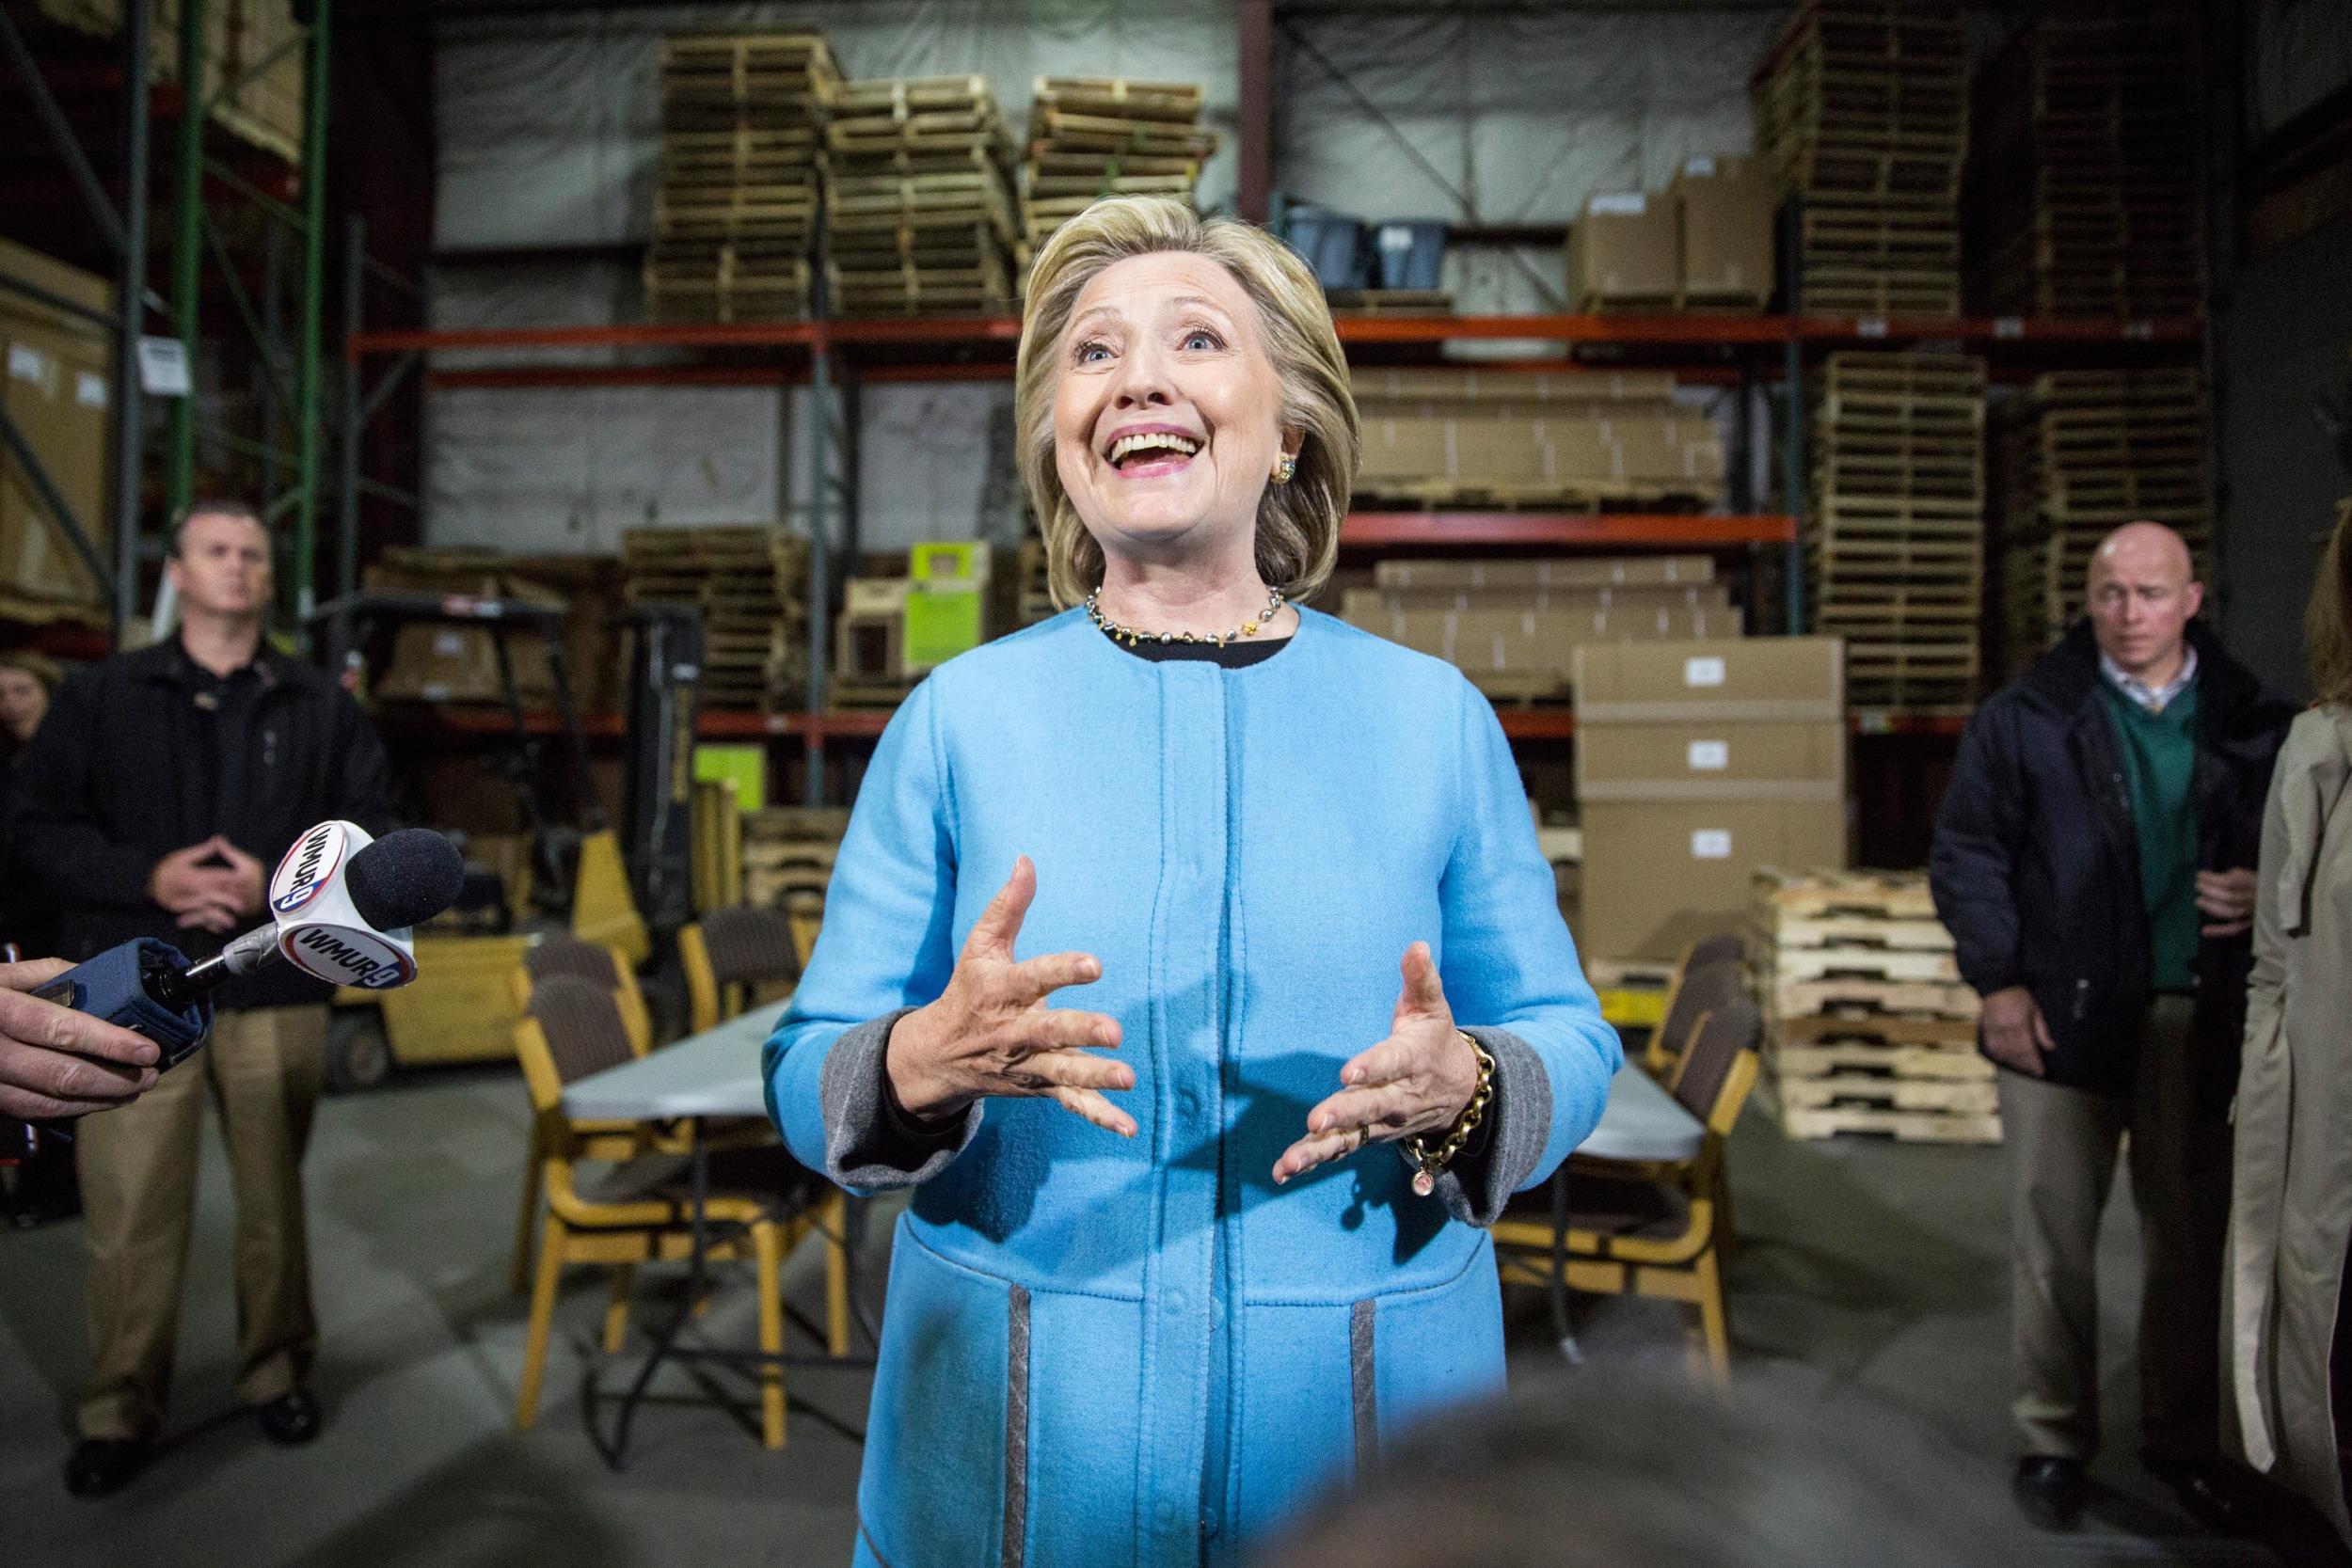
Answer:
[
  {"left": 63, "top": 1437, "right": 150, "bottom": 1497},
  {"left": 2143, "top": 1452, "right": 2257, "bottom": 1536},
  {"left": 2013, "top": 1454, "right": 2086, "bottom": 1531},
  {"left": 255, "top": 1387, "right": 321, "bottom": 1447}
]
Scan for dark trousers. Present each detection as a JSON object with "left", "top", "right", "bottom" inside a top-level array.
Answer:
[{"left": 1996, "top": 994, "right": 2231, "bottom": 1465}]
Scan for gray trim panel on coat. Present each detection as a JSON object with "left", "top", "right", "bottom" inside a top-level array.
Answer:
[
  {"left": 1004, "top": 1284, "right": 1030, "bottom": 1568},
  {"left": 1349, "top": 1297, "right": 1378, "bottom": 1478},
  {"left": 857, "top": 1519, "right": 898, "bottom": 1568},
  {"left": 1405, "top": 1025, "right": 1551, "bottom": 1227},
  {"left": 818, "top": 1006, "right": 982, "bottom": 1189}
]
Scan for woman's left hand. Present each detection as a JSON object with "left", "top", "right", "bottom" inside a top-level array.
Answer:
[{"left": 1274, "top": 942, "right": 1479, "bottom": 1185}]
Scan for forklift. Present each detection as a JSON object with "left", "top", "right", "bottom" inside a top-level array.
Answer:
[{"left": 308, "top": 592, "right": 704, "bottom": 1089}]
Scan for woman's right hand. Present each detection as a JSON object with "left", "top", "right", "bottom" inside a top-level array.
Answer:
[{"left": 884, "top": 855, "right": 1136, "bottom": 1136}]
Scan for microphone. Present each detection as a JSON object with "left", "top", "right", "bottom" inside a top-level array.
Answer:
[{"left": 35, "top": 822, "right": 465, "bottom": 1070}]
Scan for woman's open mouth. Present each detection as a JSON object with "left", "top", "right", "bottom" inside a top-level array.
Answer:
[{"left": 1104, "top": 429, "right": 1201, "bottom": 479}]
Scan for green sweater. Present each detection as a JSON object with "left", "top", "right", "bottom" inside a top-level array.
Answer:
[{"left": 2101, "top": 681, "right": 2201, "bottom": 990}]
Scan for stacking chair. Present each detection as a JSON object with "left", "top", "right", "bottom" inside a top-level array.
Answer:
[
  {"left": 677, "top": 904, "right": 853, "bottom": 1356},
  {"left": 513, "top": 975, "right": 819, "bottom": 1448},
  {"left": 679, "top": 905, "right": 803, "bottom": 1035},
  {"left": 1494, "top": 995, "right": 1763, "bottom": 1382},
  {"left": 1641, "top": 937, "right": 1747, "bottom": 1083},
  {"left": 508, "top": 937, "right": 668, "bottom": 1293}
]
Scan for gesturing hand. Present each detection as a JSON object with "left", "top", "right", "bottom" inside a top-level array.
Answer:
[
  {"left": 884, "top": 855, "right": 1135, "bottom": 1136},
  {"left": 0, "top": 958, "right": 161, "bottom": 1120},
  {"left": 1274, "top": 942, "right": 1479, "bottom": 1186}
]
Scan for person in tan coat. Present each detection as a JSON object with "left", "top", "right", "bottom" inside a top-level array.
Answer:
[{"left": 2232, "top": 507, "right": 2352, "bottom": 1545}]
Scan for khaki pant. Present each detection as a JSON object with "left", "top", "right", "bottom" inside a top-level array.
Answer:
[
  {"left": 1997, "top": 994, "right": 2232, "bottom": 1465},
  {"left": 73, "top": 1005, "right": 327, "bottom": 1440}
]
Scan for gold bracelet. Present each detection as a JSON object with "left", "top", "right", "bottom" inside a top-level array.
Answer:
[{"left": 1406, "top": 1031, "right": 1494, "bottom": 1197}]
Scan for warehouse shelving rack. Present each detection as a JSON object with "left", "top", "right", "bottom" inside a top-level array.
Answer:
[{"left": 344, "top": 305, "right": 2199, "bottom": 800}]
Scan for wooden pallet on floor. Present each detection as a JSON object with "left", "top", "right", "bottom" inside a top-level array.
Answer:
[
  {"left": 1779, "top": 1104, "right": 2002, "bottom": 1145},
  {"left": 1773, "top": 1041, "right": 1993, "bottom": 1081},
  {"left": 1777, "top": 1073, "right": 1998, "bottom": 1115}
]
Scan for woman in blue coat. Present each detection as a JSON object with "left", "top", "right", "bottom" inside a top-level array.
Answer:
[{"left": 765, "top": 196, "right": 1621, "bottom": 1568}]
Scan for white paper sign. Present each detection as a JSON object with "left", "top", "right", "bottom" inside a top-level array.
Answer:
[
  {"left": 1684, "top": 656, "right": 1725, "bottom": 688},
  {"left": 8, "top": 343, "right": 47, "bottom": 384},
  {"left": 137, "top": 336, "right": 191, "bottom": 396},
  {"left": 1691, "top": 830, "right": 1733, "bottom": 860},
  {"left": 1684, "top": 155, "right": 1717, "bottom": 177},
  {"left": 75, "top": 372, "right": 108, "bottom": 408},
  {"left": 1589, "top": 192, "right": 1646, "bottom": 216},
  {"left": 1688, "top": 740, "right": 1729, "bottom": 770}
]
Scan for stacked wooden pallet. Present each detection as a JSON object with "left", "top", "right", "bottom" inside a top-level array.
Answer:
[
  {"left": 823, "top": 77, "right": 1019, "bottom": 318},
  {"left": 1755, "top": 869, "right": 1996, "bottom": 1145},
  {"left": 1020, "top": 78, "right": 1216, "bottom": 261},
  {"left": 620, "top": 527, "right": 810, "bottom": 710},
  {"left": 1755, "top": 1, "right": 1967, "bottom": 317},
  {"left": 647, "top": 29, "right": 837, "bottom": 323},
  {"left": 1989, "top": 369, "right": 2208, "bottom": 678},
  {"left": 741, "top": 806, "right": 850, "bottom": 911},
  {"left": 1808, "top": 351, "right": 1986, "bottom": 711},
  {"left": 1976, "top": 5, "right": 2201, "bottom": 320}
]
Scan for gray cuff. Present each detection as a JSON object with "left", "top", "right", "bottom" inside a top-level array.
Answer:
[
  {"left": 817, "top": 1006, "right": 982, "bottom": 1190},
  {"left": 1399, "top": 1025, "right": 1552, "bottom": 1227}
]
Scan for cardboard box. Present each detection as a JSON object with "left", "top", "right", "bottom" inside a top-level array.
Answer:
[
  {"left": 1341, "top": 597, "right": 1744, "bottom": 669},
  {"left": 1375, "top": 555, "right": 1715, "bottom": 592},
  {"left": 1671, "top": 155, "right": 1777, "bottom": 308},
  {"left": 1575, "top": 721, "right": 1845, "bottom": 800},
  {"left": 1350, "top": 583, "right": 1731, "bottom": 616},
  {"left": 1571, "top": 637, "right": 1844, "bottom": 721},
  {"left": 373, "top": 622, "right": 559, "bottom": 704},
  {"left": 1352, "top": 367, "right": 1678, "bottom": 407},
  {"left": 0, "top": 238, "right": 112, "bottom": 606},
  {"left": 1579, "top": 798, "right": 1847, "bottom": 961},
  {"left": 1565, "top": 190, "right": 1681, "bottom": 309}
]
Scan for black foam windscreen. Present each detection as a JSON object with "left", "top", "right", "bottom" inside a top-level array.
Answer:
[{"left": 343, "top": 830, "right": 467, "bottom": 932}]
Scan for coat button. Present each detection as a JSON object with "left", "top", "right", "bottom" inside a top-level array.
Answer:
[
  {"left": 1155, "top": 1500, "right": 1180, "bottom": 1528},
  {"left": 1177, "top": 1087, "right": 1203, "bottom": 1118}
]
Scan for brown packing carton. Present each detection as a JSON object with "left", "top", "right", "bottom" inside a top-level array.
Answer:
[
  {"left": 1565, "top": 190, "right": 1680, "bottom": 309},
  {"left": 1357, "top": 416, "right": 1451, "bottom": 483},
  {"left": 1350, "top": 583, "right": 1732, "bottom": 615},
  {"left": 1570, "top": 636, "right": 1844, "bottom": 722},
  {"left": 1575, "top": 721, "right": 1845, "bottom": 800},
  {"left": 1350, "top": 368, "right": 1677, "bottom": 405},
  {"left": 0, "top": 239, "right": 113, "bottom": 605},
  {"left": 1341, "top": 599, "right": 1744, "bottom": 667},
  {"left": 1670, "top": 154, "right": 1777, "bottom": 307},
  {"left": 1579, "top": 798, "right": 1848, "bottom": 961},
  {"left": 1374, "top": 555, "right": 1715, "bottom": 592},
  {"left": 373, "top": 622, "right": 559, "bottom": 705}
]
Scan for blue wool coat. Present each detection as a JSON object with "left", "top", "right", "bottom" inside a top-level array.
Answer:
[{"left": 765, "top": 607, "right": 1619, "bottom": 1568}]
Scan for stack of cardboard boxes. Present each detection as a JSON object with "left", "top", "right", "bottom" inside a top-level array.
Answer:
[
  {"left": 1574, "top": 637, "right": 1848, "bottom": 962},
  {"left": 0, "top": 240, "right": 111, "bottom": 617},
  {"left": 1340, "top": 554, "right": 1739, "bottom": 704},
  {"left": 1565, "top": 155, "right": 1779, "bottom": 312},
  {"left": 833, "top": 543, "right": 998, "bottom": 706},
  {"left": 1352, "top": 370, "right": 1723, "bottom": 512},
  {"left": 365, "top": 548, "right": 628, "bottom": 714}
]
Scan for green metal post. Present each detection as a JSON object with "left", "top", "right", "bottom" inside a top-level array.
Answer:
[
  {"left": 292, "top": 1, "right": 330, "bottom": 621},
  {"left": 163, "top": 0, "right": 206, "bottom": 524}
]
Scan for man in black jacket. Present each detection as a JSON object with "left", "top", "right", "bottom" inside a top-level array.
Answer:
[
  {"left": 11, "top": 502, "right": 391, "bottom": 1497},
  {"left": 1931, "top": 523, "right": 2293, "bottom": 1534}
]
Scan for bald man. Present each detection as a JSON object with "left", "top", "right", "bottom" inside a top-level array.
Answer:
[{"left": 1931, "top": 523, "right": 2294, "bottom": 1534}]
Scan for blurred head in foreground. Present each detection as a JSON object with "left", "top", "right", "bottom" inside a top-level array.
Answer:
[{"left": 1254, "top": 1364, "right": 2024, "bottom": 1568}]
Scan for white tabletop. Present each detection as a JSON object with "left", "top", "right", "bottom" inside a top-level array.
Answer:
[{"left": 564, "top": 1013, "right": 1703, "bottom": 1164}]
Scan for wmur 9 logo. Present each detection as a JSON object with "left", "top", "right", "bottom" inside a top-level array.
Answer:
[{"left": 271, "top": 821, "right": 345, "bottom": 917}]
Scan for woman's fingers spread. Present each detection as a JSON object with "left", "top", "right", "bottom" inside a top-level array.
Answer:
[
  {"left": 961, "top": 855, "right": 1037, "bottom": 959},
  {"left": 1048, "top": 1085, "right": 1136, "bottom": 1138},
  {"left": 1273, "top": 1128, "right": 1363, "bottom": 1185},
  {"left": 1009, "top": 1047, "right": 1134, "bottom": 1095},
  {"left": 1307, "top": 1083, "right": 1411, "bottom": 1137},
  {"left": 1009, "top": 1007, "right": 1121, "bottom": 1054},
  {"left": 1003, "top": 950, "right": 1104, "bottom": 1007},
  {"left": 1340, "top": 1037, "right": 1412, "bottom": 1088}
]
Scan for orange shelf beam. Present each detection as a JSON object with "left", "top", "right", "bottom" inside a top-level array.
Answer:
[{"left": 1342, "top": 513, "right": 1796, "bottom": 548}]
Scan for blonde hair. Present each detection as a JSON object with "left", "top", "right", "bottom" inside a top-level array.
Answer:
[
  {"left": 1015, "top": 197, "right": 1358, "bottom": 609},
  {"left": 2310, "top": 503, "right": 2352, "bottom": 706}
]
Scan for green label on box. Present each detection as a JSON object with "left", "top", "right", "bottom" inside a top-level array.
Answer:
[
  {"left": 902, "top": 586, "right": 983, "bottom": 670},
  {"left": 692, "top": 745, "right": 766, "bottom": 815}
]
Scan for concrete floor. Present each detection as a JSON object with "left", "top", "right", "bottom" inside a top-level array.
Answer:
[{"left": 0, "top": 1064, "right": 2317, "bottom": 1567}]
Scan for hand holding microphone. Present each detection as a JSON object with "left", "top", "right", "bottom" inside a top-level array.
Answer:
[{"left": 35, "top": 820, "right": 465, "bottom": 1084}]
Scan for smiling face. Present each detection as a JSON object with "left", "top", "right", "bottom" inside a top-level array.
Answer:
[{"left": 1052, "top": 251, "right": 1297, "bottom": 568}]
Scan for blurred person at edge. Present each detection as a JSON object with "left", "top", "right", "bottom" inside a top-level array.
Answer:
[
  {"left": 0, "top": 649, "right": 88, "bottom": 1227},
  {"left": 1257, "top": 1367, "right": 2027, "bottom": 1568},
  {"left": 1931, "top": 522, "right": 2294, "bottom": 1534},
  {"left": 2232, "top": 504, "right": 2352, "bottom": 1547},
  {"left": 9, "top": 501, "right": 392, "bottom": 1499}
]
